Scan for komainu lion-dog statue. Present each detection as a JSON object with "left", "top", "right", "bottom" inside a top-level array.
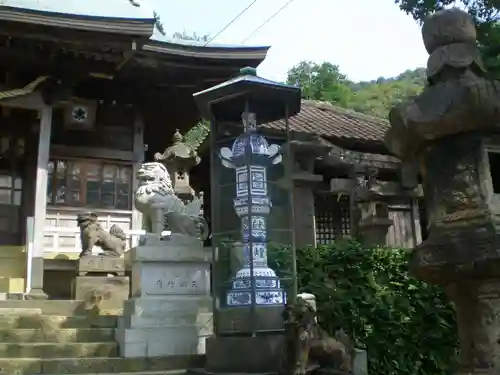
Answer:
[
  {"left": 281, "top": 297, "right": 354, "bottom": 375},
  {"left": 77, "top": 212, "right": 127, "bottom": 258},
  {"left": 134, "top": 162, "right": 208, "bottom": 238}
]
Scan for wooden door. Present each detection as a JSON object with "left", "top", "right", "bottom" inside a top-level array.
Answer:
[{"left": 0, "top": 129, "right": 30, "bottom": 245}]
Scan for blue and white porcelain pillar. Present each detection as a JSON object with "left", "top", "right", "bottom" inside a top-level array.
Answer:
[
  {"left": 191, "top": 66, "right": 301, "bottom": 373},
  {"left": 219, "top": 111, "right": 285, "bottom": 306}
]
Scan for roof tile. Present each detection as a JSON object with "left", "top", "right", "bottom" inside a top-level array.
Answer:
[{"left": 263, "top": 100, "right": 389, "bottom": 143}]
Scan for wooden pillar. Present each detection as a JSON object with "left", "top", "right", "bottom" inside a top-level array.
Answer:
[
  {"left": 293, "top": 175, "right": 322, "bottom": 247},
  {"left": 25, "top": 104, "right": 52, "bottom": 299},
  {"left": 131, "top": 113, "right": 145, "bottom": 244}
]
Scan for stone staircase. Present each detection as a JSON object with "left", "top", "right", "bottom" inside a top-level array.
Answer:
[{"left": 0, "top": 300, "right": 202, "bottom": 375}]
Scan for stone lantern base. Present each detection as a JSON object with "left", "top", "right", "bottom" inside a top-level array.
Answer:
[
  {"left": 200, "top": 306, "right": 284, "bottom": 373},
  {"left": 202, "top": 335, "right": 284, "bottom": 374},
  {"left": 358, "top": 217, "right": 393, "bottom": 247}
]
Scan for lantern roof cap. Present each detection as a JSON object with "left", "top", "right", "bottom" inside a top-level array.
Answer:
[{"left": 193, "top": 66, "right": 301, "bottom": 124}]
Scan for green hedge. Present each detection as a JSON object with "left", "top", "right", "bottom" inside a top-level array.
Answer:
[{"left": 268, "top": 240, "right": 458, "bottom": 375}]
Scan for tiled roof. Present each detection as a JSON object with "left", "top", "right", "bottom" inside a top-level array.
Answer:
[{"left": 263, "top": 100, "right": 389, "bottom": 143}]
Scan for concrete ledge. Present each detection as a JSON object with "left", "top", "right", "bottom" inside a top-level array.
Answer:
[
  {"left": 127, "top": 234, "right": 207, "bottom": 263},
  {"left": 0, "top": 355, "right": 205, "bottom": 374},
  {"left": 0, "top": 328, "right": 115, "bottom": 343},
  {"left": 0, "top": 299, "right": 123, "bottom": 316},
  {"left": 0, "top": 342, "right": 118, "bottom": 358},
  {"left": 0, "top": 314, "right": 117, "bottom": 329}
]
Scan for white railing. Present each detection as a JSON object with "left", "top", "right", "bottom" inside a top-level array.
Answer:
[{"left": 43, "top": 226, "right": 148, "bottom": 255}]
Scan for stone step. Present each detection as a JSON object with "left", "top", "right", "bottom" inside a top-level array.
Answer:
[
  {"left": 0, "top": 328, "right": 115, "bottom": 343},
  {"left": 0, "top": 300, "right": 123, "bottom": 316},
  {"left": 47, "top": 372, "right": 184, "bottom": 375},
  {"left": 0, "top": 342, "right": 118, "bottom": 358},
  {"left": 0, "top": 315, "right": 117, "bottom": 329},
  {"left": 0, "top": 355, "right": 204, "bottom": 374}
]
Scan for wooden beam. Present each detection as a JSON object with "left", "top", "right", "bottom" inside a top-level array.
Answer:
[
  {"left": 51, "top": 145, "right": 136, "bottom": 162},
  {"left": 133, "top": 56, "right": 241, "bottom": 72},
  {"left": 0, "top": 91, "right": 43, "bottom": 110},
  {"left": 0, "top": 47, "right": 120, "bottom": 78}
]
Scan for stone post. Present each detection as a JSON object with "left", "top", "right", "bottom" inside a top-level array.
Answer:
[
  {"left": 285, "top": 137, "right": 330, "bottom": 248},
  {"left": 385, "top": 8, "right": 500, "bottom": 374}
]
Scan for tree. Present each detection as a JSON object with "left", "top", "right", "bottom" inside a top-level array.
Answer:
[
  {"left": 285, "top": 61, "right": 426, "bottom": 118},
  {"left": 395, "top": 0, "right": 498, "bottom": 25},
  {"left": 394, "top": 0, "right": 500, "bottom": 75},
  {"left": 286, "top": 61, "right": 354, "bottom": 107}
]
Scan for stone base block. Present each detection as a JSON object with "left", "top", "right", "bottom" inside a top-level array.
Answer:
[
  {"left": 217, "top": 305, "right": 284, "bottom": 334},
  {"left": 78, "top": 255, "right": 125, "bottom": 276},
  {"left": 206, "top": 336, "right": 284, "bottom": 373},
  {"left": 188, "top": 370, "right": 275, "bottom": 375},
  {"left": 73, "top": 276, "right": 129, "bottom": 307},
  {"left": 121, "top": 296, "right": 212, "bottom": 325},
  {"left": 116, "top": 296, "right": 212, "bottom": 358},
  {"left": 353, "top": 349, "right": 368, "bottom": 375},
  {"left": 116, "top": 326, "right": 211, "bottom": 357}
]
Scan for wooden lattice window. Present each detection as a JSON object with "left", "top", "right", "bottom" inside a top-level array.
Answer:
[
  {"left": 314, "top": 193, "right": 351, "bottom": 245},
  {"left": 47, "top": 159, "right": 132, "bottom": 210}
]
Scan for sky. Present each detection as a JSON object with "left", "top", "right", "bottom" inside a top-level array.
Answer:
[{"left": 149, "top": 0, "right": 429, "bottom": 83}]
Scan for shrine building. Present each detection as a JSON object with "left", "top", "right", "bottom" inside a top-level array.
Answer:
[{"left": 0, "top": 1, "right": 424, "bottom": 299}]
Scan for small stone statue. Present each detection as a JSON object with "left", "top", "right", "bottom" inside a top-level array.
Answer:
[
  {"left": 281, "top": 296, "right": 354, "bottom": 375},
  {"left": 134, "top": 162, "right": 208, "bottom": 239},
  {"left": 77, "top": 212, "right": 127, "bottom": 258}
]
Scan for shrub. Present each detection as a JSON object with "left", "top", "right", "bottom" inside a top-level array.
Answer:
[{"left": 268, "top": 239, "right": 458, "bottom": 375}]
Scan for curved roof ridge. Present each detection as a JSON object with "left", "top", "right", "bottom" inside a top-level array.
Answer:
[{"left": 150, "top": 30, "right": 269, "bottom": 50}]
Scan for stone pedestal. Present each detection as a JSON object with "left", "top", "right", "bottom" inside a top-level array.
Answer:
[
  {"left": 357, "top": 197, "right": 393, "bottom": 247},
  {"left": 116, "top": 233, "right": 212, "bottom": 358},
  {"left": 72, "top": 255, "right": 129, "bottom": 307}
]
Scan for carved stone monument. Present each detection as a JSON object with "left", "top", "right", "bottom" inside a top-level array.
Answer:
[
  {"left": 385, "top": 8, "right": 500, "bottom": 374},
  {"left": 72, "top": 212, "right": 130, "bottom": 307},
  {"left": 115, "top": 160, "right": 211, "bottom": 357}
]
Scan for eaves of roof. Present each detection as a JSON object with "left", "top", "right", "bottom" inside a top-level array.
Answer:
[
  {"left": 0, "top": 0, "right": 155, "bottom": 36},
  {"left": 0, "top": 1, "right": 269, "bottom": 62}
]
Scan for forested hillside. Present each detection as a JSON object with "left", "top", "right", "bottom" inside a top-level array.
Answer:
[{"left": 286, "top": 61, "right": 427, "bottom": 119}]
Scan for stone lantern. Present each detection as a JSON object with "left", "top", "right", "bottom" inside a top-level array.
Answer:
[
  {"left": 154, "top": 129, "right": 201, "bottom": 201},
  {"left": 385, "top": 8, "right": 500, "bottom": 374},
  {"left": 354, "top": 167, "right": 393, "bottom": 247}
]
